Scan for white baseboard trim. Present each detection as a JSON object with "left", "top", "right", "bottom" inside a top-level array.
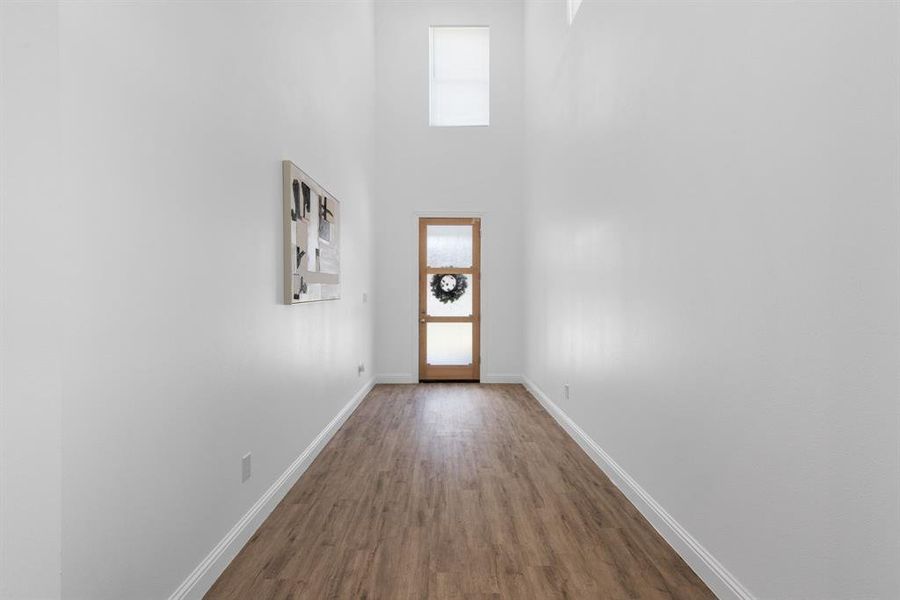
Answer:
[
  {"left": 480, "top": 374, "right": 523, "bottom": 384},
  {"left": 375, "top": 373, "right": 417, "bottom": 384},
  {"left": 167, "top": 377, "right": 376, "bottom": 600},
  {"left": 376, "top": 373, "right": 522, "bottom": 384},
  {"left": 521, "top": 376, "right": 754, "bottom": 600}
]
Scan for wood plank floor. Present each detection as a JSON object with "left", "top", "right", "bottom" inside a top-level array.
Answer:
[{"left": 205, "top": 384, "right": 716, "bottom": 600}]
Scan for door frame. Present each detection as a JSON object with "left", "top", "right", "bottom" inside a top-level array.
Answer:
[{"left": 417, "top": 216, "right": 481, "bottom": 381}]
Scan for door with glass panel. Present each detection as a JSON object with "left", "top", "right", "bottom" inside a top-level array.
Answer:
[{"left": 419, "top": 218, "right": 480, "bottom": 381}]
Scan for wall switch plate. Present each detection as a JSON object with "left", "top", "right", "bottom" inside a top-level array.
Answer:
[
  {"left": 564, "top": 384, "right": 570, "bottom": 400},
  {"left": 241, "top": 453, "right": 252, "bottom": 483},
  {"left": 358, "top": 362, "right": 366, "bottom": 375}
]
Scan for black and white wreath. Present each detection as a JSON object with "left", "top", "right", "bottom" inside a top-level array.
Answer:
[{"left": 430, "top": 273, "right": 468, "bottom": 304}]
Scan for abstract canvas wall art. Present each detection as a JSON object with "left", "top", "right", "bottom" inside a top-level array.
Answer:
[{"left": 283, "top": 161, "right": 341, "bottom": 303}]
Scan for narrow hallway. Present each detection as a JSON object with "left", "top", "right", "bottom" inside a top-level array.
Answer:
[
  {"left": 2, "top": 2, "right": 898, "bottom": 598},
  {"left": 206, "top": 384, "right": 715, "bottom": 599}
]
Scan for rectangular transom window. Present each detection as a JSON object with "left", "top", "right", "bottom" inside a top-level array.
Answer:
[{"left": 429, "top": 26, "right": 490, "bottom": 127}]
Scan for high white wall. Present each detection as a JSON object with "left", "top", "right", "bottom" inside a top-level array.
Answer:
[
  {"left": 0, "top": 2, "right": 63, "bottom": 598},
  {"left": 2, "top": 1, "right": 377, "bottom": 598},
  {"left": 522, "top": 1, "right": 900, "bottom": 599},
  {"left": 373, "top": 1, "right": 524, "bottom": 382}
]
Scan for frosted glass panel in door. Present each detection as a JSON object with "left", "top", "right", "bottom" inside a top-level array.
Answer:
[
  {"left": 426, "top": 322, "right": 473, "bottom": 365},
  {"left": 426, "top": 225, "right": 472, "bottom": 268},
  {"left": 425, "top": 276, "right": 473, "bottom": 317}
]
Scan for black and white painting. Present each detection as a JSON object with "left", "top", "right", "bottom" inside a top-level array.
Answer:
[{"left": 283, "top": 160, "right": 341, "bottom": 303}]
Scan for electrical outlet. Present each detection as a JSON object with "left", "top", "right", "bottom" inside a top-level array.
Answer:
[
  {"left": 242, "top": 453, "right": 252, "bottom": 483},
  {"left": 362, "top": 292, "right": 368, "bottom": 303},
  {"left": 564, "top": 384, "right": 570, "bottom": 400},
  {"left": 358, "top": 362, "right": 366, "bottom": 375}
]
